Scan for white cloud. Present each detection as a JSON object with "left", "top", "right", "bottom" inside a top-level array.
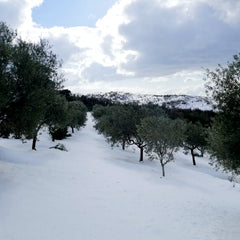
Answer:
[
  {"left": 1, "top": 0, "right": 240, "bottom": 96},
  {"left": 119, "top": 0, "right": 240, "bottom": 77},
  {"left": 0, "top": 0, "right": 43, "bottom": 28}
]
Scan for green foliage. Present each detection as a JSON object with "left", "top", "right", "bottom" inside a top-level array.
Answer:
[
  {"left": 59, "top": 89, "right": 75, "bottom": 101},
  {"left": 208, "top": 116, "right": 240, "bottom": 174},
  {"left": 138, "top": 116, "right": 185, "bottom": 176},
  {"left": 0, "top": 22, "right": 88, "bottom": 151},
  {"left": 0, "top": 22, "right": 16, "bottom": 111},
  {"left": 48, "top": 99, "right": 87, "bottom": 140},
  {"left": 45, "top": 95, "right": 69, "bottom": 128},
  {"left": 93, "top": 104, "right": 148, "bottom": 161},
  {"left": 79, "top": 95, "right": 112, "bottom": 111},
  {"left": 67, "top": 101, "right": 87, "bottom": 133},
  {"left": 163, "top": 108, "right": 215, "bottom": 127},
  {"left": 92, "top": 104, "right": 109, "bottom": 119},
  {"left": 9, "top": 39, "right": 63, "bottom": 142},
  {"left": 183, "top": 121, "right": 207, "bottom": 165},
  {"left": 94, "top": 105, "right": 132, "bottom": 147},
  {"left": 0, "top": 22, "right": 68, "bottom": 150},
  {"left": 205, "top": 54, "right": 240, "bottom": 114},
  {"left": 49, "top": 127, "right": 69, "bottom": 141},
  {"left": 205, "top": 53, "right": 240, "bottom": 174},
  {"left": 0, "top": 121, "right": 11, "bottom": 138}
]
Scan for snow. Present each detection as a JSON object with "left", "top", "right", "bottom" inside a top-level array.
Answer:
[
  {"left": 0, "top": 113, "right": 239, "bottom": 240},
  {"left": 86, "top": 92, "right": 212, "bottom": 111}
]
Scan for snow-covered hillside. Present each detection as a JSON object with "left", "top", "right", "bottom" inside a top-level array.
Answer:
[
  {"left": 86, "top": 92, "right": 212, "bottom": 111},
  {"left": 0, "top": 113, "right": 239, "bottom": 240}
]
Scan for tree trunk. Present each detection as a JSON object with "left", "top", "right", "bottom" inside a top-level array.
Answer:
[
  {"left": 122, "top": 140, "right": 125, "bottom": 150},
  {"left": 32, "top": 135, "right": 37, "bottom": 150},
  {"left": 161, "top": 162, "right": 165, "bottom": 177},
  {"left": 71, "top": 126, "right": 74, "bottom": 134},
  {"left": 31, "top": 124, "right": 43, "bottom": 151},
  {"left": 139, "top": 146, "right": 144, "bottom": 162},
  {"left": 191, "top": 149, "right": 196, "bottom": 166}
]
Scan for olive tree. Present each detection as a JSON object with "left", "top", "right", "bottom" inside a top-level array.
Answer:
[
  {"left": 0, "top": 22, "right": 16, "bottom": 121},
  {"left": 205, "top": 53, "right": 240, "bottom": 174},
  {"left": 138, "top": 116, "right": 184, "bottom": 177},
  {"left": 94, "top": 104, "right": 148, "bottom": 161},
  {"left": 67, "top": 101, "right": 87, "bottom": 133},
  {"left": 94, "top": 105, "right": 133, "bottom": 151},
  {"left": 183, "top": 121, "right": 207, "bottom": 166},
  {"left": 8, "top": 38, "right": 64, "bottom": 149}
]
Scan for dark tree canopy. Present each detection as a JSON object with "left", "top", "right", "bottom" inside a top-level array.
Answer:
[
  {"left": 138, "top": 116, "right": 185, "bottom": 177},
  {"left": 205, "top": 53, "right": 240, "bottom": 174},
  {"left": 0, "top": 22, "right": 88, "bottom": 150},
  {"left": 67, "top": 101, "right": 87, "bottom": 133},
  {"left": 93, "top": 104, "right": 148, "bottom": 161},
  {"left": 183, "top": 121, "right": 207, "bottom": 166},
  {"left": 0, "top": 22, "right": 16, "bottom": 112}
]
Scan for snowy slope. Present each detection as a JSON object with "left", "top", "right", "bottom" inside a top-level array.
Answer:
[
  {"left": 0, "top": 113, "right": 239, "bottom": 240},
  {"left": 86, "top": 92, "right": 212, "bottom": 111}
]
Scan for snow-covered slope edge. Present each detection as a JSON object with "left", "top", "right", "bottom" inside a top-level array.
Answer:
[{"left": 85, "top": 92, "right": 212, "bottom": 111}]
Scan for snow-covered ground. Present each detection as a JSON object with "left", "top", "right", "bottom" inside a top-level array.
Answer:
[{"left": 0, "top": 113, "right": 239, "bottom": 240}]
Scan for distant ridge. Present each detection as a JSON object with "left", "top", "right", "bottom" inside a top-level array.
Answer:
[{"left": 85, "top": 91, "right": 212, "bottom": 111}]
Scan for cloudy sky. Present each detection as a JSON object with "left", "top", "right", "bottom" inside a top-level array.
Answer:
[{"left": 1, "top": 0, "right": 240, "bottom": 95}]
